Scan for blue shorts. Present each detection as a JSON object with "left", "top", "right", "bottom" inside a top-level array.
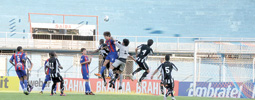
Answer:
[
  {"left": 16, "top": 70, "right": 27, "bottom": 78},
  {"left": 105, "top": 52, "right": 118, "bottom": 63},
  {"left": 44, "top": 75, "right": 51, "bottom": 82},
  {"left": 81, "top": 68, "right": 89, "bottom": 80}
]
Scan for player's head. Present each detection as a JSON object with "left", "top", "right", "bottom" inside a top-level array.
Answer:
[
  {"left": 122, "top": 39, "right": 129, "bottom": 46},
  {"left": 49, "top": 51, "right": 56, "bottom": 58},
  {"left": 147, "top": 39, "right": 154, "bottom": 47},
  {"left": 17, "top": 46, "right": 23, "bottom": 52},
  {"left": 103, "top": 31, "right": 111, "bottom": 40},
  {"left": 99, "top": 39, "right": 104, "bottom": 45},
  {"left": 81, "top": 48, "right": 86, "bottom": 55},
  {"left": 165, "top": 54, "right": 170, "bottom": 61}
]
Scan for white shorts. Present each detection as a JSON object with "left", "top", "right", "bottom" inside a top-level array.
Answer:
[{"left": 112, "top": 59, "right": 126, "bottom": 72}]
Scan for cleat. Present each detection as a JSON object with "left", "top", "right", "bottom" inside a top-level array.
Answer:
[
  {"left": 94, "top": 73, "right": 101, "bottom": 77},
  {"left": 105, "top": 77, "right": 111, "bottom": 79},
  {"left": 161, "top": 92, "right": 164, "bottom": 95},
  {"left": 29, "top": 86, "right": 33, "bottom": 93},
  {"left": 24, "top": 90, "right": 29, "bottom": 95},
  {"left": 172, "top": 97, "right": 176, "bottom": 100},
  {"left": 50, "top": 94, "right": 54, "bottom": 96},
  {"left": 54, "top": 91, "right": 57, "bottom": 95},
  {"left": 118, "top": 86, "right": 122, "bottom": 90},
  {"left": 137, "top": 81, "right": 141, "bottom": 87},
  {"left": 85, "top": 93, "right": 88, "bottom": 95},
  {"left": 88, "top": 92, "right": 95, "bottom": 95},
  {"left": 164, "top": 94, "right": 167, "bottom": 100},
  {"left": 60, "top": 93, "right": 66, "bottom": 96},
  {"left": 39, "top": 91, "right": 43, "bottom": 94},
  {"left": 104, "top": 82, "right": 107, "bottom": 86}
]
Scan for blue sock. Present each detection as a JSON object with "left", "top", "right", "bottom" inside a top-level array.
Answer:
[
  {"left": 20, "top": 81, "right": 24, "bottom": 90},
  {"left": 100, "top": 66, "right": 106, "bottom": 75},
  {"left": 42, "top": 83, "right": 46, "bottom": 91},
  {"left": 85, "top": 82, "right": 88, "bottom": 93},
  {"left": 54, "top": 85, "right": 57, "bottom": 92},
  {"left": 85, "top": 82, "right": 91, "bottom": 92},
  {"left": 24, "top": 80, "right": 28, "bottom": 90}
]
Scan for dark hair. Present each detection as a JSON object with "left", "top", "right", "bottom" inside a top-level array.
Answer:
[
  {"left": 103, "top": 31, "right": 111, "bottom": 37},
  {"left": 49, "top": 51, "right": 56, "bottom": 57},
  {"left": 123, "top": 39, "right": 129, "bottom": 46},
  {"left": 17, "top": 46, "right": 22, "bottom": 52},
  {"left": 81, "top": 48, "right": 86, "bottom": 52},
  {"left": 165, "top": 54, "right": 170, "bottom": 61},
  {"left": 99, "top": 39, "right": 104, "bottom": 44},
  {"left": 147, "top": 39, "right": 154, "bottom": 47}
]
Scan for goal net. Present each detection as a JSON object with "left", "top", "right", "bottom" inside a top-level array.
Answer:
[{"left": 193, "top": 40, "right": 255, "bottom": 98}]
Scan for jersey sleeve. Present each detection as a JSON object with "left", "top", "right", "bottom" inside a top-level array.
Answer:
[
  {"left": 80, "top": 56, "right": 85, "bottom": 64},
  {"left": 172, "top": 63, "right": 178, "bottom": 71},
  {"left": 157, "top": 64, "right": 163, "bottom": 70},
  {"left": 56, "top": 58, "right": 61, "bottom": 66},
  {"left": 44, "top": 60, "right": 48, "bottom": 68},
  {"left": 150, "top": 48, "right": 154, "bottom": 55},
  {"left": 115, "top": 41, "right": 123, "bottom": 49},
  {"left": 45, "top": 61, "right": 49, "bottom": 67},
  {"left": 110, "top": 39, "right": 115, "bottom": 45},
  {"left": 22, "top": 53, "right": 26, "bottom": 61},
  {"left": 10, "top": 55, "right": 14, "bottom": 61}
]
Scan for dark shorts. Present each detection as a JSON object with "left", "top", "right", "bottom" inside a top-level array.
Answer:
[
  {"left": 16, "top": 70, "right": 27, "bottom": 78},
  {"left": 136, "top": 60, "right": 149, "bottom": 70},
  {"left": 105, "top": 52, "right": 118, "bottom": 63},
  {"left": 164, "top": 78, "right": 174, "bottom": 89},
  {"left": 51, "top": 74, "right": 63, "bottom": 83}
]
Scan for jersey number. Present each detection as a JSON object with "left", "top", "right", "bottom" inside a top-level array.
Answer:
[
  {"left": 165, "top": 66, "right": 170, "bottom": 73},
  {"left": 142, "top": 50, "right": 147, "bottom": 55}
]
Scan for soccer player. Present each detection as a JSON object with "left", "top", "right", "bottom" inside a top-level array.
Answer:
[
  {"left": 24, "top": 54, "right": 33, "bottom": 93},
  {"left": 9, "top": 46, "right": 29, "bottom": 95},
  {"left": 45, "top": 51, "right": 65, "bottom": 96},
  {"left": 89, "top": 39, "right": 110, "bottom": 86},
  {"left": 80, "top": 48, "right": 95, "bottom": 95},
  {"left": 151, "top": 55, "right": 178, "bottom": 100},
  {"left": 131, "top": 39, "right": 154, "bottom": 86},
  {"left": 40, "top": 55, "right": 56, "bottom": 94},
  {"left": 151, "top": 58, "right": 167, "bottom": 95},
  {"left": 95, "top": 31, "right": 118, "bottom": 79},
  {"left": 108, "top": 39, "right": 136, "bottom": 90}
]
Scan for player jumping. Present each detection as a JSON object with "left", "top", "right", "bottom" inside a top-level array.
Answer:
[
  {"left": 80, "top": 48, "right": 95, "bottom": 95},
  {"left": 89, "top": 39, "right": 110, "bottom": 86},
  {"left": 9, "top": 46, "right": 29, "bottom": 95},
  {"left": 108, "top": 39, "right": 136, "bottom": 89},
  {"left": 131, "top": 39, "right": 154, "bottom": 86},
  {"left": 151, "top": 55, "right": 178, "bottom": 100},
  {"left": 45, "top": 51, "right": 65, "bottom": 96},
  {"left": 95, "top": 32, "right": 118, "bottom": 80}
]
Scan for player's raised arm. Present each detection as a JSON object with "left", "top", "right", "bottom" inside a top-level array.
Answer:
[{"left": 27, "top": 57, "right": 33, "bottom": 71}]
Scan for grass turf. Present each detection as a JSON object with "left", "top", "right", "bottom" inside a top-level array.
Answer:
[{"left": 0, "top": 92, "right": 246, "bottom": 100}]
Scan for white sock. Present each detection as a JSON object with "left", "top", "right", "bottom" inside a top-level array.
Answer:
[
  {"left": 119, "top": 74, "right": 123, "bottom": 87},
  {"left": 109, "top": 69, "right": 114, "bottom": 79}
]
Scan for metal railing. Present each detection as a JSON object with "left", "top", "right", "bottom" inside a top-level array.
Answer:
[{"left": 1, "top": 32, "right": 255, "bottom": 53}]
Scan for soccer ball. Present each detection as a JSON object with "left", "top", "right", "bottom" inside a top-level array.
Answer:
[{"left": 104, "top": 16, "right": 109, "bottom": 22}]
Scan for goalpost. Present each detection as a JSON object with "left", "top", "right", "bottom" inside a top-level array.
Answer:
[{"left": 193, "top": 40, "right": 255, "bottom": 98}]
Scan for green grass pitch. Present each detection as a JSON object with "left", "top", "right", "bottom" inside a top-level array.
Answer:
[{"left": 0, "top": 92, "right": 246, "bottom": 100}]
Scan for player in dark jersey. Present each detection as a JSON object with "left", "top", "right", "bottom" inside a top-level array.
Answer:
[
  {"left": 45, "top": 51, "right": 65, "bottom": 96},
  {"left": 151, "top": 55, "right": 178, "bottom": 100},
  {"left": 9, "top": 46, "right": 29, "bottom": 95},
  {"left": 40, "top": 56, "right": 57, "bottom": 94},
  {"left": 24, "top": 55, "right": 33, "bottom": 93},
  {"left": 131, "top": 39, "right": 154, "bottom": 86},
  {"left": 89, "top": 39, "right": 110, "bottom": 86}
]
